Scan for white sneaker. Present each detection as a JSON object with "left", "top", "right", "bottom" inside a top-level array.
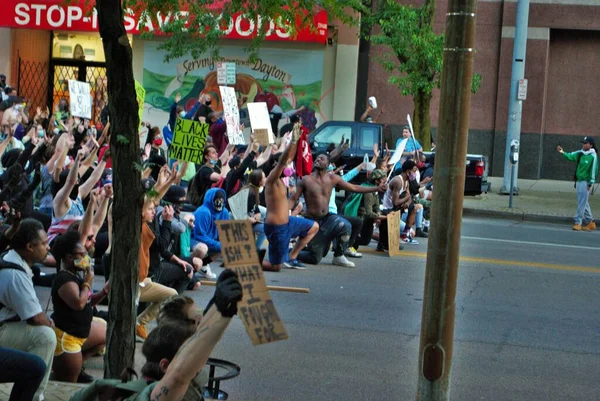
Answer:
[
  {"left": 200, "top": 264, "right": 217, "bottom": 280},
  {"left": 332, "top": 255, "right": 355, "bottom": 268},
  {"left": 344, "top": 247, "right": 363, "bottom": 258}
]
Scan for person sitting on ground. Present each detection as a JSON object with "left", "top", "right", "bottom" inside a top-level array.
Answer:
[
  {"left": 192, "top": 188, "right": 230, "bottom": 263},
  {"left": 289, "top": 153, "right": 386, "bottom": 268},
  {"left": 69, "top": 269, "right": 243, "bottom": 401},
  {"left": 224, "top": 140, "right": 260, "bottom": 198},
  {"left": 343, "top": 169, "right": 389, "bottom": 252},
  {"left": 187, "top": 145, "right": 233, "bottom": 207},
  {"left": 264, "top": 123, "right": 319, "bottom": 271},
  {"left": 136, "top": 165, "right": 182, "bottom": 340},
  {"left": 50, "top": 231, "right": 109, "bottom": 383},
  {"left": 0, "top": 218, "right": 56, "bottom": 401},
  {"left": 0, "top": 346, "right": 47, "bottom": 401},
  {"left": 243, "top": 169, "right": 267, "bottom": 250}
]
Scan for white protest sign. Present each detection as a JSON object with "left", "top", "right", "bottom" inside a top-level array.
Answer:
[
  {"left": 68, "top": 80, "right": 92, "bottom": 119},
  {"left": 219, "top": 86, "right": 245, "bottom": 145},
  {"left": 247, "top": 102, "right": 275, "bottom": 145}
]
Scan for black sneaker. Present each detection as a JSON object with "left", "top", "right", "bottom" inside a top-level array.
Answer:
[
  {"left": 376, "top": 243, "right": 388, "bottom": 252},
  {"left": 416, "top": 228, "right": 429, "bottom": 238},
  {"left": 77, "top": 367, "right": 95, "bottom": 383}
]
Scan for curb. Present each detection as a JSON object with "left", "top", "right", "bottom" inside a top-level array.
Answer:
[{"left": 462, "top": 208, "right": 572, "bottom": 225}]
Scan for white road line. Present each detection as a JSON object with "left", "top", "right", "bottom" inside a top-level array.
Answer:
[{"left": 460, "top": 236, "right": 596, "bottom": 251}]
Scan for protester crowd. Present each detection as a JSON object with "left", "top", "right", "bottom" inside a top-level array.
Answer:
[{"left": 0, "top": 79, "right": 436, "bottom": 401}]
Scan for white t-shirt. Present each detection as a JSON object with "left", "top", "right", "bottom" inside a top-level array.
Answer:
[
  {"left": 0, "top": 250, "right": 42, "bottom": 322},
  {"left": 382, "top": 175, "right": 407, "bottom": 210}
]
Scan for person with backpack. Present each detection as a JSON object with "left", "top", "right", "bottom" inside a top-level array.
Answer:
[{"left": 557, "top": 136, "right": 598, "bottom": 231}]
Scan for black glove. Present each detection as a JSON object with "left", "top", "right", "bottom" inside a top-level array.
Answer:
[{"left": 205, "top": 269, "right": 243, "bottom": 318}]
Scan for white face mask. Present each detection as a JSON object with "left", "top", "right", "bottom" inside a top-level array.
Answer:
[
  {"left": 259, "top": 186, "right": 264, "bottom": 193},
  {"left": 179, "top": 111, "right": 186, "bottom": 118}
]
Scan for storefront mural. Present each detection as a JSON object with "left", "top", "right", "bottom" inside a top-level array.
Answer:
[{"left": 142, "top": 42, "right": 324, "bottom": 132}]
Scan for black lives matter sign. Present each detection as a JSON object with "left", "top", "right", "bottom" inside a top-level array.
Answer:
[
  {"left": 217, "top": 220, "right": 288, "bottom": 345},
  {"left": 169, "top": 118, "right": 210, "bottom": 164}
]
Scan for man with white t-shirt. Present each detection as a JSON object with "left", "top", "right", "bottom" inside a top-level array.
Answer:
[{"left": 0, "top": 219, "right": 56, "bottom": 401}]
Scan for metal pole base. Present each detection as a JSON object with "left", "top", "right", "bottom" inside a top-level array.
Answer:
[{"left": 499, "top": 186, "right": 520, "bottom": 196}]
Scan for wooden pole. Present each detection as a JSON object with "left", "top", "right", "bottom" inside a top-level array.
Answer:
[{"left": 200, "top": 280, "right": 310, "bottom": 294}]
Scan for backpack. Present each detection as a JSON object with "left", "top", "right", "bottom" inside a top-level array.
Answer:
[{"left": 0, "top": 253, "right": 26, "bottom": 313}]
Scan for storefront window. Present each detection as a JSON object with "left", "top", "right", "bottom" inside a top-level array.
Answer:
[{"left": 52, "top": 32, "right": 106, "bottom": 62}]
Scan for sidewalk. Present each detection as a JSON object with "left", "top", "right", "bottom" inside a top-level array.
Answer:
[{"left": 462, "top": 177, "right": 600, "bottom": 224}]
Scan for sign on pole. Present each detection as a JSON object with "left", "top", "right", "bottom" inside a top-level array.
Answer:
[
  {"left": 217, "top": 62, "right": 236, "bottom": 85},
  {"left": 169, "top": 118, "right": 210, "bottom": 164},
  {"left": 517, "top": 78, "right": 528, "bottom": 101},
  {"left": 248, "top": 102, "right": 275, "bottom": 146},
  {"left": 219, "top": 86, "right": 245, "bottom": 145},
  {"left": 217, "top": 220, "right": 288, "bottom": 345},
  {"left": 68, "top": 80, "right": 91, "bottom": 119}
]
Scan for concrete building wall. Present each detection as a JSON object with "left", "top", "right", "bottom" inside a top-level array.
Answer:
[{"left": 0, "top": 29, "right": 12, "bottom": 84}]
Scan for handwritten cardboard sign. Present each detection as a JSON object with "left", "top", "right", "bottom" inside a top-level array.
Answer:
[
  {"left": 387, "top": 211, "right": 402, "bottom": 257},
  {"left": 169, "top": 118, "right": 209, "bottom": 164},
  {"left": 253, "top": 128, "right": 271, "bottom": 147},
  {"left": 68, "top": 80, "right": 91, "bottom": 119},
  {"left": 217, "top": 220, "right": 288, "bottom": 345},
  {"left": 247, "top": 102, "right": 275, "bottom": 145},
  {"left": 219, "top": 86, "right": 245, "bottom": 145},
  {"left": 134, "top": 80, "right": 145, "bottom": 126}
]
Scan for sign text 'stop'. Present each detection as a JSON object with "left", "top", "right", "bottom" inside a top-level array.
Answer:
[{"left": 1, "top": 1, "right": 328, "bottom": 44}]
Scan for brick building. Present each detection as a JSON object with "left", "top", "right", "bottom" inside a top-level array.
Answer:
[{"left": 357, "top": 0, "right": 600, "bottom": 180}]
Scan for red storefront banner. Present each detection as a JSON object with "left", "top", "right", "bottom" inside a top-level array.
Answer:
[{"left": 0, "top": 0, "right": 328, "bottom": 44}]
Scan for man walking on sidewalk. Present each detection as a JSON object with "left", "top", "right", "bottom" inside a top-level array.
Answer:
[{"left": 557, "top": 136, "right": 598, "bottom": 231}]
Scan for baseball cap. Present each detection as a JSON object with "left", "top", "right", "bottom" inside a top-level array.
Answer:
[{"left": 582, "top": 136, "right": 595, "bottom": 145}]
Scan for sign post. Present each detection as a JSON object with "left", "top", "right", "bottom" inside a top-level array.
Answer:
[{"left": 217, "top": 62, "right": 236, "bottom": 85}]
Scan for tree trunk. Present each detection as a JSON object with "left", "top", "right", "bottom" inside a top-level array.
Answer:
[
  {"left": 97, "top": 0, "right": 143, "bottom": 379},
  {"left": 413, "top": 90, "right": 432, "bottom": 151}
]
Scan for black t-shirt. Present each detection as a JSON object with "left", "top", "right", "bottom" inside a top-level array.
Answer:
[
  {"left": 194, "top": 104, "right": 213, "bottom": 123},
  {"left": 51, "top": 270, "right": 94, "bottom": 338},
  {"left": 191, "top": 165, "right": 216, "bottom": 206}
]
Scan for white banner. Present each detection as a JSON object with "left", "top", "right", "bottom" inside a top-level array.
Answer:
[
  {"left": 219, "top": 86, "right": 245, "bottom": 145},
  {"left": 68, "top": 80, "right": 91, "bottom": 119}
]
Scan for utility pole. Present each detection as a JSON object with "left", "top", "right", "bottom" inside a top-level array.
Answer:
[
  {"left": 415, "top": 0, "right": 477, "bottom": 399},
  {"left": 500, "top": 0, "right": 530, "bottom": 195}
]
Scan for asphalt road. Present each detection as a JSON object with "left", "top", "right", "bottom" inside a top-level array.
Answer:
[{"left": 189, "top": 217, "right": 600, "bottom": 401}]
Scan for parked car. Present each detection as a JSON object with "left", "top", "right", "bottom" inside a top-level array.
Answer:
[{"left": 307, "top": 121, "right": 489, "bottom": 195}]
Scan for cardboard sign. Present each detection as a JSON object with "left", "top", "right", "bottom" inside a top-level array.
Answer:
[
  {"left": 387, "top": 211, "right": 402, "bottom": 257},
  {"left": 169, "top": 118, "right": 209, "bottom": 164},
  {"left": 217, "top": 220, "right": 288, "bottom": 345},
  {"left": 247, "top": 102, "right": 275, "bottom": 144},
  {"left": 68, "top": 80, "right": 91, "bottom": 119},
  {"left": 134, "top": 80, "right": 146, "bottom": 125},
  {"left": 253, "top": 128, "right": 272, "bottom": 147},
  {"left": 219, "top": 86, "right": 245, "bottom": 145}
]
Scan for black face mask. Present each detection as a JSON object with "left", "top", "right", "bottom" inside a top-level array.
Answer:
[
  {"left": 213, "top": 197, "right": 224, "bottom": 212},
  {"left": 205, "top": 100, "right": 212, "bottom": 106}
]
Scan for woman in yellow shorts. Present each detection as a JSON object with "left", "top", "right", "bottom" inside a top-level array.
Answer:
[{"left": 50, "top": 231, "right": 109, "bottom": 382}]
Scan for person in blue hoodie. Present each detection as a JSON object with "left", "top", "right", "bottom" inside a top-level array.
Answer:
[{"left": 192, "top": 188, "right": 230, "bottom": 259}]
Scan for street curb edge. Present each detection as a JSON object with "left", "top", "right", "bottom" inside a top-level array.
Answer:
[{"left": 462, "top": 208, "right": 572, "bottom": 225}]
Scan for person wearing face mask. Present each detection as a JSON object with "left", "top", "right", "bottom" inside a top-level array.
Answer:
[
  {"left": 56, "top": 98, "right": 70, "bottom": 123},
  {"left": 147, "top": 127, "right": 166, "bottom": 160},
  {"left": 50, "top": 231, "right": 109, "bottom": 383},
  {"left": 189, "top": 94, "right": 214, "bottom": 124},
  {"left": 192, "top": 188, "right": 230, "bottom": 262},
  {"left": 187, "top": 145, "right": 232, "bottom": 207}
]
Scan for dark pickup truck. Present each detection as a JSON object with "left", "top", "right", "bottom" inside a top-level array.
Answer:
[{"left": 308, "top": 121, "right": 489, "bottom": 195}]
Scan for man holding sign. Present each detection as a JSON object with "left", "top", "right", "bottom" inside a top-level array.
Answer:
[{"left": 264, "top": 123, "right": 319, "bottom": 271}]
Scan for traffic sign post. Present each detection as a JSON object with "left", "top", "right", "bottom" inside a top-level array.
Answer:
[{"left": 217, "top": 62, "right": 236, "bottom": 85}]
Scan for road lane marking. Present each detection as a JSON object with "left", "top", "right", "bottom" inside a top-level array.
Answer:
[
  {"left": 460, "top": 236, "right": 597, "bottom": 251},
  {"left": 360, "top": 248, "right": 600, "bottom": 274}
]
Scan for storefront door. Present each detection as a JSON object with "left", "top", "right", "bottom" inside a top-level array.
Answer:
[{"left": 49, "top": 58, "right": 107, "bottom": 123}]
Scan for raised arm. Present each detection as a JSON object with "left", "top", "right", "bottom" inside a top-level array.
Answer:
[
  {"left": 267, "top": 122, "right": 301, "bottom": 183},
  {"left": 335, "top": 174, "right": 385, "bottom": 194},
  {"left": 151, "top": 270, "right": 241, "bottom": 401},
  {"left": 78, "top": 158, "right": 106, "bottom": 201},
  {"left": 54, "top": 152, "right": 82, "bottom": 218}
]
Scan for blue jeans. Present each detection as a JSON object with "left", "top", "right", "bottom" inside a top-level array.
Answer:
[
  {"left": 0, "top": 346, "right": 46, "bottom": 401},
  {"left": 253, "top": 223, "right": 266, "bottom": 250}
]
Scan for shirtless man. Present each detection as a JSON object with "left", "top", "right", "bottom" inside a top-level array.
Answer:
[
  {"left": 290, "top": 153, "right": 386, "bottom": 267},
  {"left": 264, "top": 123, "right": 319, "bottom": 272}
]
